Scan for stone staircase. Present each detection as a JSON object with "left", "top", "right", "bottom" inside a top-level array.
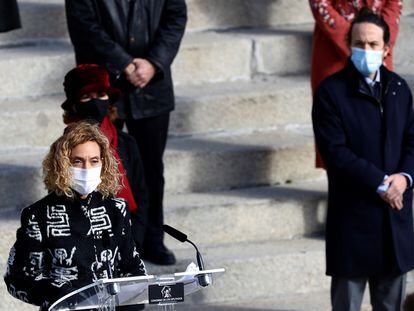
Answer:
[{"left": 1, "top": 1, "right": 414, "bottom": 310}]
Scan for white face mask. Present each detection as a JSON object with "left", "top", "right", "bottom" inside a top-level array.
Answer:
[{"left": 71, "top": 166, "right": 102, "bottom": 196}]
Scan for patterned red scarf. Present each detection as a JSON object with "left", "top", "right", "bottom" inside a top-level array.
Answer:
[{"left": 100, "top": 116, "right": 138, "bottom": 212}]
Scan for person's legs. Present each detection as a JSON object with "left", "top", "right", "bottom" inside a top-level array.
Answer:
[
  {"left": 125, "top": 113, "right": 175, "bottom": 265},
  {"left": 331, "top": 276, "right": 367, "bottom": 311},
  {"left": 369, "top": 273, "right": 406, "bottom": 311}
]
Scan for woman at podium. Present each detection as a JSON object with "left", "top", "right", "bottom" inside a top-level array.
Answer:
[{"left": 4, "top": 122, "right": 147, "bottom": 310}]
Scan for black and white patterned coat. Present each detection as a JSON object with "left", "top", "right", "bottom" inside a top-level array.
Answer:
[{"left": 4, "top": 191, "right": 146, "bottom": 309}]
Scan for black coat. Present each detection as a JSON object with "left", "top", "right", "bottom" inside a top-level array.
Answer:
[
  {"left": 4, "top": 191, "right": 146, "bottom": 308},
  {"left": 0, "top": 0, "right": 21, "bottom": 32},
  {"left": 65, "top": 0, "right": 187, "bottom": 119},
  {"left": 117, "top": 130, "right": 148, "bottom": 251},
  {"left": 312, "top": 63, "right": 414, "bottom": 277}
]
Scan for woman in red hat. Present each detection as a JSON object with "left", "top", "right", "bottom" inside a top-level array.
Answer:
[
  {"left": 61, "top": 64, "right": 148, "bottom": 254},
  {"left": 309, "top": 0, "right": 402, "bottom": 167}
]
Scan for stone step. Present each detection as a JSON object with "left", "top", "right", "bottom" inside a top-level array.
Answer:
[
  {"left": 2, "top": 15, "right": 414, "bottom": 98},
  {"left": 0, "top": 95, "right": 65, "bottom": 148},
  {"left": 163, "top": 181, "right": 327, "bottom": 248},
  {"left": 0, "top": 237, "right": 328, "bottom": 309},
  {"left": 187, "top": 0, "right": 313, "bottom": 31},
  {"left": 2, "top": 229, "right": 414, "bottom": 310},
  {"left": 3, "top": 274, "right": 414, "bottom": 311},
  {"left": 173, "top": 76, "right": 313, "bottom": 136},
  {"left": 0, "top": 0, "right": 67, "bottom": 45},
  {"left": 2, "top": 65, "right": 413, "bottom": 151},
  {"left": 0, "top": 0, "right": 313, "bottom": 44},
  {"left": 0, "top": 41, "right": 75, "bottom": 99},
  {"left": 164, "top": 127, "right": 323, "bottom": 194},
  {"left": 3, "top": 1, "right": 414, "bottom": 45},
  {"left": 143, "top": 238, "right": 329, "bottom": 304},
  {"left": 0, "top": 127, "right": 324, "bottom": 210},
  {"left": 149, "top": 277, "right": 414, "bottom": 311},
  {"left": 0, "top": 76, "right": 313, "bottom": 147},
  {"left": 394, "top": 14, "right": 414, "bottom": 68},
  {"left": 4, "top": 71, "right": 412, "bottom": 156},
  {"left": 172, "top": 26, "right": 313, "bottom": 85},
  {"left": 0, "top": 27, "right": 313, "bottom": 97},
  {"left": 0, "top": 181, "right": 328, "bottom": 253}
]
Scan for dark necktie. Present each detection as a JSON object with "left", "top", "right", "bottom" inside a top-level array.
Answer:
[{"left": 372, "top": 82, "right": 381, "bottom": 102}]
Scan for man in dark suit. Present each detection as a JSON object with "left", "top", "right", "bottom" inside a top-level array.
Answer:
[
  {"left": 65, "top": 0, "right": 187, "bottom": 265},
  {"left": 0, "top": 0, "right": 21, "bottom": 32},
  {"left": 312, "top": 8, "right": 414, "bottom": 311}
]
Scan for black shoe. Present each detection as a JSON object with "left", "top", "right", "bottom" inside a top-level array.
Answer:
[{"left": 141, "top": 244, "right": 176, "bottom": 265}]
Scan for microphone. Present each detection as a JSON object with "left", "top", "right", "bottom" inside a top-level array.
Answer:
[
  {"left": 163, "top": 225, "right": 211, "bottom": 287},
  {"left": 102, "top": 231, "right": 120, "bottom": 295}
]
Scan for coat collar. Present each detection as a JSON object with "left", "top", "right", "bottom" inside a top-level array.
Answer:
[{"left": 344, "top": 61, "right": 397, "bottom": 101}]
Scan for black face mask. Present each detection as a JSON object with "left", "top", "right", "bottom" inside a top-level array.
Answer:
[{"left": 74, "top": 99, "right": 110, "bottom": 123}]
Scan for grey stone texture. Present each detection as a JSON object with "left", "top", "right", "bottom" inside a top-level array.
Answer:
[
  {"left": 163, "top": 181, "right": 328, "bottom": 246},
  {"left": 0, "top": 128, "right": 324, "bottom": 209},
  {"left": 1, "top": 1, "right": 414, "bottom": 310},
  {"left": 172, "top": 76, "right": 313, "bottom": 136},
  {"left": 2, "top": 0, "right": 412, "bottom": 44}
]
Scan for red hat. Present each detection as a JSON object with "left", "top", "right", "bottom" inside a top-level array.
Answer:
[{"left": 61, "top": 64, "right": 120, "bottom": 110}]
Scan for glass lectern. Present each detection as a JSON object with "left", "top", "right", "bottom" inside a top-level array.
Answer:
[{"left": 48, "top": 265, "right": 225, "bottom": 311}]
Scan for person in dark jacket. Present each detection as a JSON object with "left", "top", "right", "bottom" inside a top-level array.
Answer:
[
  {"left": 312, "top": 9, "right": 414, "bottom": 310},
  {"left": 65, "top": 0, "right": 187, "bottom": 265},
  {"left": 61, "top": 64, "right": 149, "bottom": 253},
  {"left": 4, "top": 122, "right": 147, "bottom": 310},
  {"left": 0, "top": 0, "right": 21, "bottom": 32}
]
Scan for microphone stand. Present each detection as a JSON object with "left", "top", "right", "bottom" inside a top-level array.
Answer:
[{"left": 163, "top": 225, "right": 211, "bottom": 287}]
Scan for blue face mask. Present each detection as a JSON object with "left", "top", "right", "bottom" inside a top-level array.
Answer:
[{"left": 351, "top": 47, "right": 384, "bottom": 77}]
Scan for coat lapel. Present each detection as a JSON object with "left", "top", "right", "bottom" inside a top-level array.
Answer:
[{"left": 103, "top": 0, "right": 128, "bottom": 46}]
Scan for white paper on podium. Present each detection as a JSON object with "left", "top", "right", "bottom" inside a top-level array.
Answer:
[{"left": 175, "top": 262, "right": 201, "bottom": 295}]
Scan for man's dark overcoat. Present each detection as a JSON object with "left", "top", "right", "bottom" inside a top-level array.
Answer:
[
  {"left": 0, "top": 0, "right": 21, "bottom": 32},
  {"left": 312, "top": 62, "right": 414, "bottom": 277},
  {"left": 65, "top": 0, "right": 187, "bottom": 119}
]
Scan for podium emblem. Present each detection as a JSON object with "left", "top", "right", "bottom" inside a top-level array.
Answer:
[{"left": 148, "top": 283, "right": 184, "bottom": 304}]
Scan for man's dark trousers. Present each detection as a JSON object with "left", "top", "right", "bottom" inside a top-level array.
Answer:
[{"left": 119, "top": 113, "right": 170, "bottom": 250}]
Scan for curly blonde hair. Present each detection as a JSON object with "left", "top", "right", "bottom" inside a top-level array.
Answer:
[{"left": 43, "top": 121, "right": 121, "bottom": 198}]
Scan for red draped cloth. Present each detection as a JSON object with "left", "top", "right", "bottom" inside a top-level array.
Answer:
[{"left": 100, "top": 116, "right": 138, "bottom": 212}]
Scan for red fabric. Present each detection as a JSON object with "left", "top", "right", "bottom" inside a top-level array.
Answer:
[
  {"left": 62, "top": 64, "right": 120, "bottom": 110},
  {"left": 100, "top": 116, "right": 138, "bottom": 212},
  {"left": 309, "top": 0, "right": 402, "bottom": 167}
]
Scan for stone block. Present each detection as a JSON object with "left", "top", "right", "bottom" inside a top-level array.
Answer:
[
  {"left": 394, "top": 15, "right": 414, "bottom": 68},
  {"left": 0, "top": 42, "right": 75, "bottom": 98},
  {"left": 172, "top": 32, "right": 252, "bottom": 86},
  {"left": 0, "top": 128, "right": 324, "bottom": 209},
  {"left": 0, "top": 95, "right": 65, "bottom": 148},
  {"left": 164, "top": 181, "right": 327, "bottom": 247},
  {"left": 0, "top": 33, "right": 253, "bottom": 98},
  {"left": 0, "top": 150, "right": 48, "bottom": 210},
  {"left": 0, "top": 0, "right": 67, "bottom": 45},
  {"left": 165, "top": 127, "right": 324, "bottom": 194},
  {"left": 0, "top": 0, "right": 314, "bottom": 45},
  {"left": 145, "top": 238, "right": 330, "bottom": 303},
  {"left": 252, "top": 26, "right": 313, "bottom": 75},
  {"left": 0, "top": 75, "right": 313, "bottom": 148},
  {"left": 186, "top": 0, "right": 313, "bottom": 31},
  {"left": 172, "top": 76, "right": 312, "bottom": 136}
]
